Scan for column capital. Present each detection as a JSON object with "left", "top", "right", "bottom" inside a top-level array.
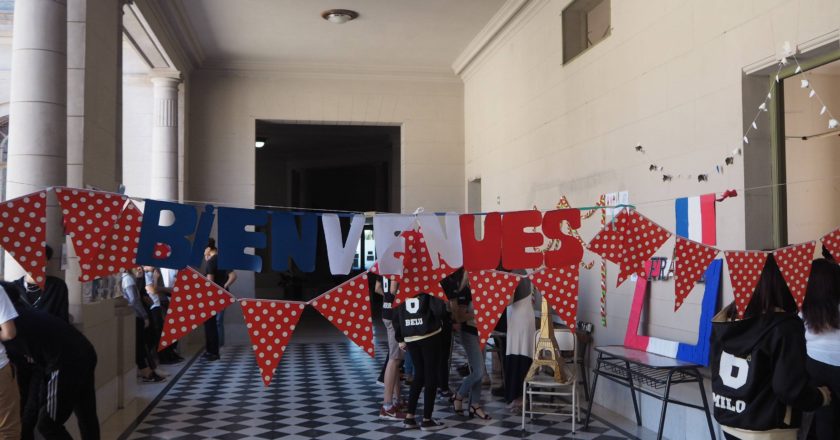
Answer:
[{"left": 149, "top": 69, "right": 182, "bottom": 85}]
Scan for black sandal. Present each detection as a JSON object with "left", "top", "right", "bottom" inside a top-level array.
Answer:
[
  {"left": 451, "top": 395, "right": 465, "bottom": 416},
  {"left": 469, "top": 405, "right": 491, "bottom": 420}
]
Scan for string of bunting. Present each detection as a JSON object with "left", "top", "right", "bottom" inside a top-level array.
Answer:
[{"left": 5, "top": 186, "right": 840, "bottom": 386}]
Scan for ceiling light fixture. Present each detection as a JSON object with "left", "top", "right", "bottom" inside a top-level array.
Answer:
[
  {"left": 255, "top": 137, "right": 267, "bottom": 148},
  {"left": 321, "top": 9, "right": 359, "bottom": 24}
]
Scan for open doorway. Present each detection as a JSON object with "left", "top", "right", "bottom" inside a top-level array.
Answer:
[{"left": 254, "top": 122, "right": 400, "bottom": 301}]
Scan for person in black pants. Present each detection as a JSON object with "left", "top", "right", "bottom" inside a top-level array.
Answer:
[
  {"left": 394, "top": 293, "right": 447, "bottom": 432},
  {"left": 3, "top": 281, "right": 100, "bottom": 440},
  {"left": 123, "top": 270, "right": 164, "bottom": 383}
]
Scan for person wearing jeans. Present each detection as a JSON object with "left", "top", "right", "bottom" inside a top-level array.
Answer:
[{"left": 451, "top": 270, "right": 491, "bottom": 419}]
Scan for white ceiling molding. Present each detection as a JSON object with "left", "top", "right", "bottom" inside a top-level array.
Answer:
[
  {"left": 197, "top": 60, "right": 460, "bottom": 83},
  {"left": 451, "top": 0, "right": 537, "bottom": 77},
  {"left": 130, "top": 0, "right": 200, "bottom": 74}
]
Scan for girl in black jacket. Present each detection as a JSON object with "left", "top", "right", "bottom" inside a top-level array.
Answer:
[
  {"left": 711, "top": 255, "right": 831, "bottom": 440},
  {"left": 393, "top": 293, "right": 446, "bottom": 431}
]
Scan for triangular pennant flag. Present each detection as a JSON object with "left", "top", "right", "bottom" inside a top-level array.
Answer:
[
  {"left": 617, "top": 210, "right": 672, "bottom": 286},
  {"left": 587, "top": 209, "right": 629, "bottom": 265},
  {"left": 469, "top": 270, "right": 520, "bottom": 349},
  {"left": 773, "top": 241, "right": 816, "bottom": 309},
  {"left": 0, "top": 191, "right": 47, "bottom": 287},
  {"left": 310, "top": 272, "right": 375, "bottom": 357},
  {"left": 674, "top": 237, "right": 719, "bottom": 311},
  {"left": 724, "top": 251, "right": 768, "bottom": 318},
  {"left": 394, "top": 230, "right": 456, "bottom": 306},
  {"left": 240, "top": 299, "right": 306, "bottom": 386},
  {"left": 821, "top": 227, "right": 840, "bottom": 261},
  {"left": 529, "top": 265, "right": 580, "bottom": 329},
  {"left": 80, "top": 201, "right": 144, "bottom": 282},
  {"left": 55, "top": 187, "right": 127, "bottom": 264},
  {"left": 158, "top": 267, "right": 236, "bottom": 351}
]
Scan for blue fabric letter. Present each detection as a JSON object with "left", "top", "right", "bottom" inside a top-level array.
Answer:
[
  {"left": 271, "top": 212, "right": 317, "bottom": 272},
  {"left": 217, "top": 207, "right": 268, "bottom": 272},
  {"left": 136, "top": 199, "right": 197, "bottom": 269}
]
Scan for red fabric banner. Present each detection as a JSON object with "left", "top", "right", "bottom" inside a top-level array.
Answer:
[
  {"left": 240, "top": 299, "right": 306, "bottom": 386},
  {"left": 529, "top": 265, "right": 580, "bottom": 329},
  {"left": 80, "top": 201, "right": 144, "bottom": 282},
  {"left": 469, "top": 269, "right": 520, "bottom": 349},
  {"left": 0, "top": 191, "right": 48, "bottom": 287},
  {"left": 773, "top": 241, "right": 816, "bottom": 309},
  {"left": 310, "top": 272, "right": 375, "bottom": 357},
  {"left": 674, "top": 237, "right": 719, "bottom": 311},
  {"left": 724, "top": 251, "right": 768, "bottom": 319},
  {"left": 393, "top": 230, "right": 455, "bottom": 306},
  {"left": 55, "top": 187, "right": 127, "bottom": 265},
  {"left": 616, "top": 210, "right": 672, "bottom": 286}
]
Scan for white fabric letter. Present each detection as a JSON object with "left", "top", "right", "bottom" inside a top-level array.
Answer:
[
  {"left": 322, "top": 214, "right": 365, "bottom": 275},
  {"left": 373, "top": 214, "right": 415, "bottom": 275},
  {"left": 719, "top": 351, "right": 749, "bottom": 389},
  {"left": 417, "top": 213, "right": 463, "bottom": 268}
]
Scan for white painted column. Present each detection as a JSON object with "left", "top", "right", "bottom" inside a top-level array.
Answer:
[
  {"left": 5, "top": 0, "right": 67, "bottom": 279},
  {"left": 150, "top": 74, "right": 181, "bottom": 202}
]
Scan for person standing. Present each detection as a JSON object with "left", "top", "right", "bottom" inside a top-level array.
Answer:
[
  {"left": 0, "top": 285, "right": 20, "bottom": 439},
  {"left": 203, "top": 239, "right": 237, "bottom": 360},
  {"left": 143, "top": 266, "right": 181, "bottom": 364},
  {"left": 394, "top": 293, "right": 446, "bottom": 431},
  {"left": 122, "top": 269, "right": 165, "bottom": 383},
  {"left": 450, "top": 270, "right": 491, "bottom": 419},
  {"left": 504, "top": 271, "right": 535, "bottom": 413},
  {"left": 801, "top": 258, "right": 840, "bottom": 440},
  {"left": 711, "top": 255, "right": 830, "bottom": 440},
  {"left": 374, "top": 274, "right": 405, "bottom": 420},
  {"left": 2, "top": 281, "right": 100, "bottom": 440}
]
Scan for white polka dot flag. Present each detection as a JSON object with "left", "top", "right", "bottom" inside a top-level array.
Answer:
[
  {"left": 158, "top": 267, "right": 237, "bottom": 351},
  {"left": 587, "top": 208, "right": 629, "bottom": 265},
  {"left": 393, "top": 230, "right": 455, "bottom": 306},
  {"left": 240, "top": 299, "right": 306, "bottom": 386},
  {"left": 310, "top": 272, "right": 375, "bottom": 357},
  {"left": 821, "top": 228, "right": 840, "bottom": 262},
  {"left": 772, "top": 241, "right": 816, "bottom": 310},
  {"left": 469, "top": 269, "right": 521, "bottom": 349},
  {"left": 79, "top": 201, "right": 143, "bottom": 282},
  {"left": 529, "top": 265, "right": 579, "bottom": 330},
  {"left": 674, "top": 237, "right": 719, "bottom": 312},
  {"left": 0, "top": 191, "right": 47, "bottom": 287},
  {"left": 55, "top": 187, "right": 127, "bottom": 266},
  {"left": 724, "top": 251, "right": 768, "bottom": 319},
  {"left": 615, "top": 210, "right": 672, "bottom": 287}
]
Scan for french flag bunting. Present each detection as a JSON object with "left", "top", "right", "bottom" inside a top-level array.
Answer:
[{"left": 675, "top": 194, "right": 716, "bottom": 246}]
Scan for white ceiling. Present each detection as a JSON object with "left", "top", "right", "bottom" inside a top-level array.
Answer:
[{"left": 174, "top": 0, "right": 506, "bottom": 71}]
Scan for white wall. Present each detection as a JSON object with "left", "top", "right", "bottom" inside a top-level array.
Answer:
[
  {"left": 459, "top": 0, "right": 840, "bottom": 437},
  {"left": 122, "top": 76, "right": 154, "bottom": 198}
]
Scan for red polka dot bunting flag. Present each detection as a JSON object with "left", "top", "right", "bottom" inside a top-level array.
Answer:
[
  {"left": 529, "top": 265, "right": 579, "bottom": 329},
  {"left": 240, "top": 299, "right": 306, "bottom": 386},
  {"left": 587, "top": 209, "right": 629, "bottom": 265},
  {"left": 394, "top": 230, "right": 456, "bottom": 306},
  {"left": 0, "top": 191, "right": 47, "bottom": 287},
  {"left": 674, "top": 237, "right": 719, "bottom": 311},
  {"left": 158, "top": 267, "right": 237, "bottom": 351},
  {"left": 820, "top": 228, "right": 840, "bottom": 262},
  {"left": 310, "top": 272, "right": 375, "bottom": 357},
  {"left": 55, "top": 187, "right": 127, "bottom": 265},
  {"left": 773, "top": 241, "right": 816, "bottom": 309},
  {"left": 469, "top": 269, "right": 521, "bottom": 349},
  {"left": 724, "top": 251, "right": 768, "bottom": 319},
  {"left": 80, "top": 201, "right": 143, "bottom": 282},
  {"left": 616, "top": 210, "right": 672, "bottom": 287}
]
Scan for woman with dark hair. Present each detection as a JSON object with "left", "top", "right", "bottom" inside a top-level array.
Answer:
[
  {"left": 711, "top": 254, "right": 831, "bottom": 440},
  {"left": 801, "top": 258, "right": 840, "bottom": 440}
]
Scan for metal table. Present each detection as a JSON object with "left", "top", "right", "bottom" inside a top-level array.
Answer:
[{"left": 583, "top": 346, "right": 715, "bottom": 440}]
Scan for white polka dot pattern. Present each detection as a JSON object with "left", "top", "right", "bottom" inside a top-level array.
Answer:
[
  {"left": 393, "top": 230, "right": 455, "bottom": 307},
  {"left": 240, "top": 299, "right": 306, "bottom": 386},
  {"left": 615, "top": 211, "right": 672, "bottom": 286},
  {"left": 79, "top": 202, "right": 144, "bottom": 282},
  {"left": 820, "top": 228, "right": 840, "bottom": 262},
  {"left": 772, "top": 241, "right": 816, "bottom": 309},
  {"left": 724, "top": 251, "right": 768, "bottom": 319},
  {"left": 674, "top": 237, "right": 719, "bottom": 312},
  {"left": 310, "top": 272, "right": 375, "bottom": 357},
  {"left": 0, "top": 191, "right": 47, "bottom": 287},
  {"left": 469, "top": 270, "right": 521, "bottom": 349},
  {"left": 529, "top": 265, "right": 579, "bottom": 330},
  {"left": 55, "top": 187, "right": 127, "bottom": 266},
  {"left": 587, "top": 209, "right": 629, "bottom": 265},
  {"left": 158, "top": 267, "right": 237, "bottom": 351}
]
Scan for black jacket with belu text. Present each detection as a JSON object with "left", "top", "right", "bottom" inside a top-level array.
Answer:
[
  {"left": 393, "top": 293, "right": 445, "bottom": 343},
  {"left": 710, "top": 310, "right": 824, "bottom": 431}
]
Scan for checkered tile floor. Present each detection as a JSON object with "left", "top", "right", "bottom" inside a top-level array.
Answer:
[{"left": 122, "top": 341, "right": 638, "bottom": 439}]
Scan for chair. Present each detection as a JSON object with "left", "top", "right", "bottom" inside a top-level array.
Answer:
[
  {"left": 522, "top": 328, "right": 580, "bottom": 432},
  {"left": 573, "top": 321, "right": 593, "bottom": 401}
]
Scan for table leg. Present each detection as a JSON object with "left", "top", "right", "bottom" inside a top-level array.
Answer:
[
  {"left": 583, "top": 354, "right": 602, "bottom": 430},
  {"left": 656, "top": 370, "right": 676, "bottom": 440},
  {"left": 695, "top": 370, "right": 716, "bottom": 440},
  {"left": 625, "top": 361, "right": 641, "bottom": 425}
]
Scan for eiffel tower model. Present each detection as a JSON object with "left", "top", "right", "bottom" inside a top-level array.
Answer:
[{"left": 525, "top": 295, "right": 567, "bottom": 382}]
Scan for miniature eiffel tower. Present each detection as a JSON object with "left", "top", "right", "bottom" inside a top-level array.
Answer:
[{"left": 525, "top": 295, "right": 567, "bottom": 382}]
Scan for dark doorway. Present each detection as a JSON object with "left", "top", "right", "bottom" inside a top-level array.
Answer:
[{"left": 254, "top": 122, "right": 400, "bottom": 301}]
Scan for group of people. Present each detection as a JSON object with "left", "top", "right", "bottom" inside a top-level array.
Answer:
[
  {"left": 711, "top": 250, "right": 840, "bottom": 440},
  {"left": 371, "top": 267, "right": 536, "bottom": 432}
]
